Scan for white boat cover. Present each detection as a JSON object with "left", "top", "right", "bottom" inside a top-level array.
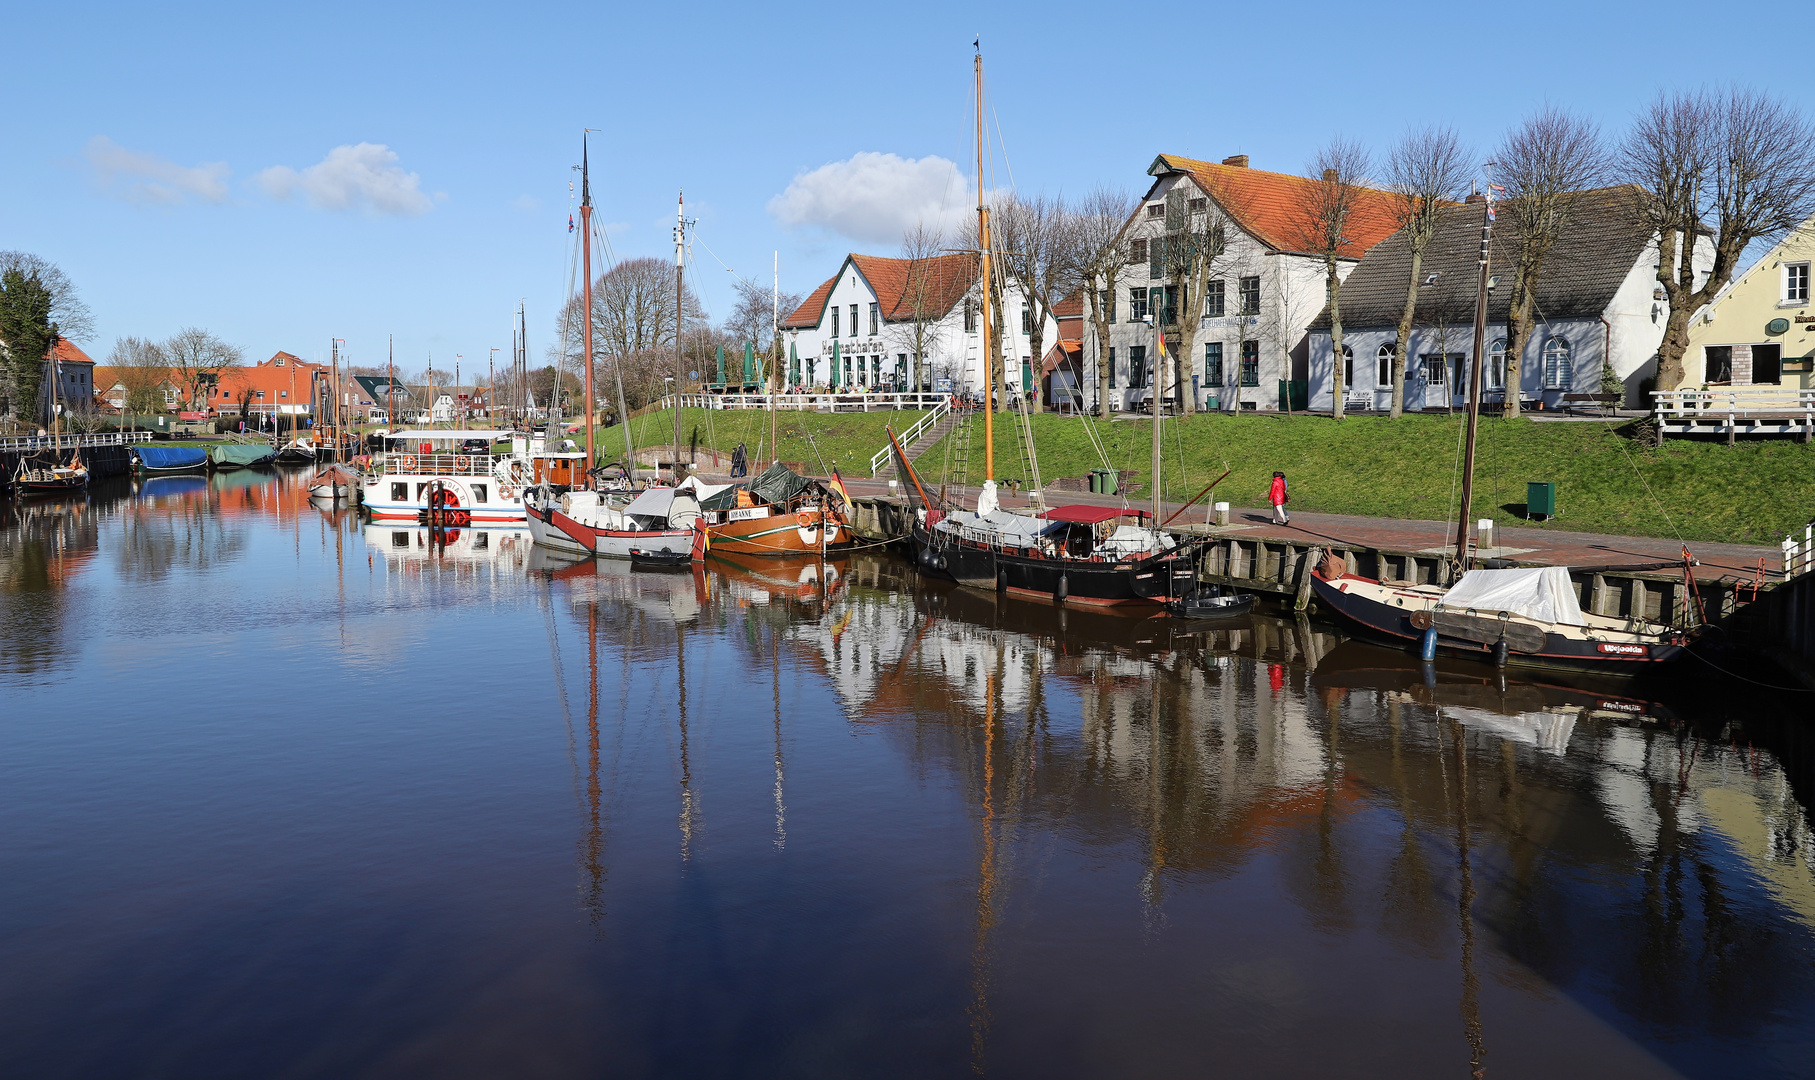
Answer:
[
  {"left": 623, "top": 487, "right": 699, "bottom": 520},
  {"left": 675, "top": 475, "right": 735, "bottom": 501},
  {"left": 1444, "top": 566, "right": 1586, "bottom": 626},
  {"left": 938, "top": 509, "right": 1059, "bottom": 547}
]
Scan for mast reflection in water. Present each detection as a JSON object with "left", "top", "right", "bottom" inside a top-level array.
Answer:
[{"left": 1, "top": 471, "right": 1813, "bottom": 1079}]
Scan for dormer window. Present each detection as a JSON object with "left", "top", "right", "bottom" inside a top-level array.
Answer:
[{"left": 1146, "top": 203, "right": 1164, "bottom": 218}]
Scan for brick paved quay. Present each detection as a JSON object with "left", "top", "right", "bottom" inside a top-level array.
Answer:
[{"left": 825, "top": 475, "right": 1782, "bottom": 582}]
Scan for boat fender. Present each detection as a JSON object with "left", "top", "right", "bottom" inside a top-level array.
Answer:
[
  {"left": 1409, "top": 610, "right": 1433, "bottom": 631},
  {"left": 1493, "top": 636, "right": 1509, "bottom": 667},
  {"left": 1055, "top": 573, "right": 1068, "bottom": 603},
  {"left": 1419, "top": 626, "right": 1438, "bottom": 661},
  {"left": 996, "top": 569, "right": 1008, "bottom": 593}
]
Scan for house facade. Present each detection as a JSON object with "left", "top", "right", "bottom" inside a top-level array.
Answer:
[
  {"left": 781, "top": 252, "right": 1056, "bottom": 398},
  {"left": 1678, "top": 213, "right": 1815, "bottom": 395},
  {"left": 96, "top": 351, "right": 332, "bottom": 416},
  {"left": 1081, "top": 154, "right": 1401, "bottom": 413},
  {"left": 1305, "top": 186, "right": 1712, "bottom": 411}
]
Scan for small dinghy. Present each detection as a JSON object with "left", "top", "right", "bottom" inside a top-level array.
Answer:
[
  {"left": 629, "top": 546, "right": 692, "bottom": 570},
  {"left": 304, "top": 464, "right": 356, "bottom": 500},
  {"left": 1166, "top": 588, "right": 1255, "bottom": 621}
]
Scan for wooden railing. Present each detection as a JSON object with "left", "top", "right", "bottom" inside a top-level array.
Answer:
[
  {"left": 0, "top": 431, "right": 153, "bottom": 451},
  {"left": 1652, "top": 387, "right": 1815, "bottom": 416},
  {"left": 653, "top": 392, "right": 952, "bottom": 413},
  {"left": 869, "top": 399, "right": 952, "bottom": 476}
]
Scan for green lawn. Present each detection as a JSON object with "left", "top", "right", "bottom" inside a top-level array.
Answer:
[{"left": 588, "top": 407, "right": 1814, "bottom": 545}]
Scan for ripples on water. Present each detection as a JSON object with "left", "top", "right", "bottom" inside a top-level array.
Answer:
[{"left": 2, "top": 471, "right": 1813, "bottom": 1078}]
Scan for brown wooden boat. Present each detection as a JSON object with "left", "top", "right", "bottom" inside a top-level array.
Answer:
[{"left": 684, "top": 462, "right": 853, "bottom": 558}]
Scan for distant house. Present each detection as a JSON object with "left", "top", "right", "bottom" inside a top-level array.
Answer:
[
  {"left": 49, "top": 340, "right": 96, "bottom": 415},
  {"left": 96, "top": 350, "right": 331, "bottom": 417},
  {"left": 351, "top": 375, "right": 411, "bottom": 418},
  {"left": 1081, "top": 153, "right": 1402, "bottom": 413},
  {"left": 1678, "top": 212, "right": 1815, "bottom": 396},
  {"left": 782, "top": 251, "right": 1056, "bottom": 397},
  {"left": 1039, "top": 292, "right": 1086, "bottom": 410},
  {"left": 1306, "top": 185, "right": 1713, "bottom": 411}
]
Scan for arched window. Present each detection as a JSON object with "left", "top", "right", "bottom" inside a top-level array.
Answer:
[
  {"left": 1489, "top": 338, "right": 1506, "bottom": 389},
  {"left": 1542, "top": 336, "right": 1571, "bottom": 389},
  {"left": 1376, "top": 344, "right": 1395, "bottom": 387},
  {"left": 1340, "top": 345, "right": 1354, "bottom": 389}
]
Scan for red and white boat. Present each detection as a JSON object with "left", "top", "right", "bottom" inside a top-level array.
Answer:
[{"left": 523, "top": 484, "right": 707, "bottom": 561}]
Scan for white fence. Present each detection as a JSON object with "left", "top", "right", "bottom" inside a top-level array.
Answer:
[
  {"left": 1786, "top": 523, "right": 1815, "bottom": 581},
  {"left": 1652, "top": 388, "right": 1815, "bottom": 439},
  {"left": 0, "top": 431, "right": 154, "bottom": 452},
  {"left": 654, "top": 392, "right": 952, "bottom": 413},
  {"left": 868, "top": 398, "right": 952, "bottom": 476}
]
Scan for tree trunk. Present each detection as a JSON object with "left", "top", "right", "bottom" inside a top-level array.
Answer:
[
  {"left": 1026, "top": 300, "right": 1046, "bottom": 413},
  {"left": 1391, "top": 249, "right": 1423, "bottom": 420},
  {"left": 1503, "top": 281, "right": 1537, "bottom": 419},
  {"left": 1328, "top": 259, "right": 1345, "bottom": 420},
  {"left": 1654, "top": 298, "right": 1694, "bottom": 390},
  {"left": 1088, "top": 283, "right": 1113, "bottom": 416}
]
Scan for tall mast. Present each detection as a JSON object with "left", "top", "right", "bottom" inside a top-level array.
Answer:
[
  {"left": 1454, "top": 193, "right": 1493, "bottom": 569},
  {"left": 581, "top": 133, "right": 597, "bottom": 472},
  {"left": 975, "top": 47, "right": 994, "bottom": 484},
  {"left": 771, "top": 250, "right": 779, "bottom": 466},
  {"left": 674, "top": 190, "right": 686, "bottom": 476},
  {"left": 387, "top": 334, "right": 393, "bottom": 428},
  {"left": 1151, "top": 327, "right": 1162, "bottom": 523}
]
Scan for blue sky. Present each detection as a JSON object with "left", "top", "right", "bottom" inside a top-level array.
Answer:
[{"left": 2, "top": 0, "right": 1796, "bottom": 377}]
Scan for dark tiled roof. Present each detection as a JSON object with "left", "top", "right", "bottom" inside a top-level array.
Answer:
[{"left": 1310, "top": 185, "right": 1654, "bottom": 331}]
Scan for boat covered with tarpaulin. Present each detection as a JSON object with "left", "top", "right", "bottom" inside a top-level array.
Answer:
[
  {"left": 208, "top": 443, "right": 277, "bottom": 470},
  {"left": 132, "top": 446, "right": 209, "bottom": 472},
  {"left": 680, "top": 462, "right": 852, "bottom": 557}
]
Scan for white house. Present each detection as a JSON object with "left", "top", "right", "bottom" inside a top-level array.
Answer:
[
  {"left": 781, "top": 252, "right": 1057, "bottom": 398},
  {"left": 1305, "top": 185, "right": 1713, "bottom": 411},
  {"left": 1081, "top": 154, "right": 1403, "bottom": 413}
]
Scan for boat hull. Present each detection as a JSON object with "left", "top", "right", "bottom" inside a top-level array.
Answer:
[
  {"left": 524, "top": 499, "right": 701, "bottom": 560},
  {"left": 361, "top": 470, "right": 527, "bottom": 523},
  {"left": 1309, "top": 573, "right": 1688, "bottom": 673},
  {"left": 912, "top": 522, "right": 1195, "bottom": 606},
  {"left": 703, "top": 506, "right": 851, "bottom": 558}
]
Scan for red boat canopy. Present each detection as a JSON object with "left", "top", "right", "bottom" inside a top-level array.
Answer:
[{"left": 1042, "top": 504, "right": 1147, "bottom": 525}]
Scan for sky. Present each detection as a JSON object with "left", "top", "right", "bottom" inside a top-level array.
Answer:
[{"left": 3, "top": 0, "right": 1801, "bottom": 378}]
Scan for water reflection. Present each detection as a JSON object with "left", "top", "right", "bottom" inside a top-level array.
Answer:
[{"left": 3, "top": 471, "right": 1814, "bottom": 1078}]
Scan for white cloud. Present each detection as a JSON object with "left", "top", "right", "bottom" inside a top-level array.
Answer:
[
  {"left": 85, "top": 136, "right": 230, "bottom": 205},
  {"left": 768, "top": 152, "right": 974, "bottom": 246},
  {"left": 511, "top": 194, "right": 539, "bottom": 212},
  {"left": 258, "top": 143, "right": 433, "bottom": 216}
]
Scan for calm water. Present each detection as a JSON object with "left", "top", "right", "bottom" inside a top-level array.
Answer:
[{"left": 4, "top": 470, "right": 1814, "bottom": 1079}]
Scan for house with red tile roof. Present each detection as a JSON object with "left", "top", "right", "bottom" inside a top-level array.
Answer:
[
  {"left": 781, "top": 251, "right": 1058, "bottom": 398},
  {"left": 1038, "top": 292, "right": 1087, "bottom": 410},
  {"left": 96, "top": 350, "right": 333, "bottom": 418},
  {"left": 1081, "top": 153, "right": 1402, "bottom": 413}
]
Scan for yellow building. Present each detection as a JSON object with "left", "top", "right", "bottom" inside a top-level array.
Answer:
[{"left": 1681, "top": 218, "right": 1815, "bottom": 395}]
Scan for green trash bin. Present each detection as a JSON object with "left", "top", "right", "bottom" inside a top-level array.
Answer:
[
  {"left": 1086, "top": 470, "right": 1101, "bottom": 494},
  {"left": 1527, "top": 481, "right": 1556, "bottom": 520}
]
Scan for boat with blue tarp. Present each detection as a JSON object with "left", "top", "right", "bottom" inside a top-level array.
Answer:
[{"left": 132, "top": 446, "right": 209, "bottom": 473}]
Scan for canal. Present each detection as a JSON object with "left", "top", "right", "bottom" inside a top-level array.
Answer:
[{"left": 3, "top": 470, "right": 1813, "bottom": 1078}]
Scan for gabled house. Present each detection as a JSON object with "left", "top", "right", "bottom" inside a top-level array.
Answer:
[
  {"left": 1678, "top": 212, "right": 1815, "bottom": 396},
  {"left": 1040, "top": 292, "right": 1086, "bottom": 410},
  {"left": 781, "top": 252, "right": 1056, "bottom": 397},
  {"left": 1306, "top": 185, "right": 1712, "bottom": 411},
  {"left": 352, "top": 375, "right": 412, "bottom": 419},
  {"left": 1081, "top": 153, "right": 1402, "bottom": 413}
]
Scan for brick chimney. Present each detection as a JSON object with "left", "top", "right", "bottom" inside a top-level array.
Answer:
[
  {"left": 1322, "top": 168, "right": 1338, "bottom": 182},
  {"left": 1465, "top": 192, "right": 1487, "bottom": 203},
  {"left": 1222, "top": 154, "right": 1249, "bottom": 168}
]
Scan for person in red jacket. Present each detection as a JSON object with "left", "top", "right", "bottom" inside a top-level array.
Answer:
[{"left": 1269, "top": 471, "right": 1290, "bottom": 525}]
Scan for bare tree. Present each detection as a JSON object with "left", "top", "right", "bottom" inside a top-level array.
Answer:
[
  {"left": 1496, "top": 107, "right": 1609, "bottom": 416},
  {"left": 1289, "top": 137, "right": 1373, "bottom": 419},
  {"left": 0, "top": 251, "right": 93, "bottom": 344},
  {"left": 1153, "top": 181, "right": 1249, "bottom": 416},
  {"left": 107, "top": 336, "right": 170, "bottom": 414},
  {"left": 1623, "top": 87, "right": 1815, "bottom": 391},
  {"left": 995, "top": 193, "right": 1073, "bottom": 412},
  {"left": 1069, "top": 185, "right": 1139, "bottom": 414},
  {"left": 725, "top": 275, "right": 803, "bottom": 390},
  {"left": 1384, "top": 126, "right": 1473, "bottom": 419},
  {"left": 886, "top": 222, "right": 953, "bottom": 392},
  {"left": 161, "top": 327, "right": 243, "bottom": 412}
]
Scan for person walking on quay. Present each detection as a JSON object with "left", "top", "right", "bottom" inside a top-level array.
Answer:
[
  {"left": 1269, "top": 471, "right": 1290, "bottom": 525},
  {"left": 731, "top": 441, "right": 747, "bottom": 478}
]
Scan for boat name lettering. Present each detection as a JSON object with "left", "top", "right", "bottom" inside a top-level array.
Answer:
[
  {"left": 728, "top": 507, "right": 770, "bottom": 521},
  {"left": 1596, "top": 643, "right": 1647, "bottom": 656}
]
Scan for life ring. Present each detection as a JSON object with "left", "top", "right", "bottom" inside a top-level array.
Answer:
[
  {"left": 796, "top": 510, "right": 816, "bottom": 529},
  {"left": 401, "top": 455, "right": 418, "bottom": 472},
  {"left": 456, "top": 455, "right": 471, "bottom": 471},
  {"left": 501, "top": 484, "right": 516, "bottom": 500}
]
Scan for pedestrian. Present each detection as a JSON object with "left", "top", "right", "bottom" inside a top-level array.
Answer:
[
  {"left": 732, "top": 441, "right": 747, "bottom": 477},
  {"left": 1269, "top": 471, "right": 1290, "bottom": 525}
]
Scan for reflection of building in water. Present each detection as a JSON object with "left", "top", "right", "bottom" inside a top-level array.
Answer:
[{"left": 0, "top": 500, "right": 101, "bottom": 676}]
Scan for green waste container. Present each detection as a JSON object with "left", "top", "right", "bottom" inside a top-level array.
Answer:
[
  {"left": 1086, "top": 470, "right": 1101, "bottom": 494},
  {"left": 1203, "top": 395, "right": 1219, "bottom": 411},
  {"left": 1091, "top": 468, "right": 1117, "bottom": 495},
  {"left": 1527, "top": 481, "right": 1556, "bottom": 519}
]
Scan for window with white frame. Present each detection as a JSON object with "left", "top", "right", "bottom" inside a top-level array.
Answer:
[
  {"left": 1542, "top": 336, "right": 1571, "bottom": 389},
  {"left": 1786, "top": 262, "right": 1810, "bottom": 305},
  {"left": 1376, "top": 344, "right": 1395, "bottom": 387},
  {"left": 1129, "top": 287, "right": 1149, "bottom": 322},
  {"left": 1421, "top": 355, "right": 1447, "bottom": 386},
  {"left": 1488, "top": 339, "right": 1506, "bottom": 389}
]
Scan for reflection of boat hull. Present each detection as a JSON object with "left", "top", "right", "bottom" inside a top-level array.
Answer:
[
  {"left": 703, "top": 505, "right": 851, "bottom": 557},
  {"left": 913, "top": 521, "right": 1194, "bottom": 607},
  {"left": 1309, "top": 572, "right": 1688, "bottom": 674}
]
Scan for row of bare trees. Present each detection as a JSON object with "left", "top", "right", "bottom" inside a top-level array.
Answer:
[
  {"left": 106, "top": 329, "right": 245, "bottom": 415},
  {"left": 1302, "top": 87, "right": 1815, "bottom": 420}
]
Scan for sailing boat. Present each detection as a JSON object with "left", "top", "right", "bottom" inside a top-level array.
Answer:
[
  {"left": 1308, "top": 191, "right": 1692, "bottom": 672},
  {"left": 14, "top": 344, "right": 89, "bottom": 495},
  {"left": 893, "top": 48, "right": 1196, "bottom": 606}
]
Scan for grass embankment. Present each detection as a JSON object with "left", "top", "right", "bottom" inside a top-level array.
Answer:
[{"left": 594, "top": 407, "right": 1815, "bottom": 545}]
